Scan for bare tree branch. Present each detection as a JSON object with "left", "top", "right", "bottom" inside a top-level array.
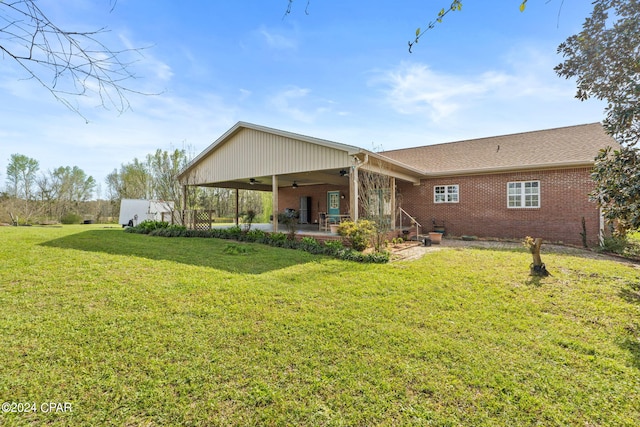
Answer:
[
  {"left": 283, "top": 0, "right": 311, "bottom": 18},
  {"left": 0, "top": 0, "right": 148, "bottom": 120}
]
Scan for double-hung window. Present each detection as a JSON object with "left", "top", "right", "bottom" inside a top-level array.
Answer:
[
  {"left": 507, "top": 181, "right": 540, "bottom": 208},
  {"left": 434, "top": 185, "right": 459, "bottom": 203}
]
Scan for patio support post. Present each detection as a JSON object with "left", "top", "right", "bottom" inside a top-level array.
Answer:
[
  {"left": 599, "top": 207, "right": 605, "bottom": 245},
  {"left": 181, "top": 184, "right": 187, "bottom": 226},
  {"left": 350, "top": 154, "right": 367, "bottom": 222},
  {"left": 350, "top": 166, "right": 359, "bottom": 222},
  {"left": 390, "top": 177, "right": 396, "bottom": 230},
  {"left": 235, "top": 188, "right": 239, "bottom": 225},
  {"left": 272, "top": 175, "right": 279, "bottom": 232}
]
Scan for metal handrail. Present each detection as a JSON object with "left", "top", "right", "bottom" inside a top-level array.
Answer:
[{"left": 399, "top": 207, "right": 421, "bottom": 239}]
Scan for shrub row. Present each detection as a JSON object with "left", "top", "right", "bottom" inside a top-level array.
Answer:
[
  {"left": 125, "top": 221, "right": 389, "bottom": 263},
  {"left": 124, "top": 220, "right": 179, "bottom": 234}
]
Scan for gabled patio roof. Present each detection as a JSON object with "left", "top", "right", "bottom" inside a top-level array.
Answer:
[{"left": 178, "top": 121, "right": 424, "bottom": 190}]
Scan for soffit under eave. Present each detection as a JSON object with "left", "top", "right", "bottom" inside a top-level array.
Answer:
[
  {"left": 422, "top": 161, "right": 595, "bottom": 178},
  {"left": 356, "top": 153, "right": 424, "bottom": 184}
]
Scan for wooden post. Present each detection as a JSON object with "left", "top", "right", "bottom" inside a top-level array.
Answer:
[
  {"left": 390, "top": 176, "right": 396, "bottom": 230},
  {"left": 350, "top": 167, "right": 359, "bottom": 222},
  {"left": 182, "top": 184, "right": 188, "bottom": 227}
]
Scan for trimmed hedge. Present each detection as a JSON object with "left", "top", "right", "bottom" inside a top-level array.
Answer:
[{"left": 128, "top": 222, "right": 389, "bottom": 263}]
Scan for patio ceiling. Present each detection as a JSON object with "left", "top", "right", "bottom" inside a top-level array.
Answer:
[{"left": 198, "top": 167, "right": 353, "bottom": 191}]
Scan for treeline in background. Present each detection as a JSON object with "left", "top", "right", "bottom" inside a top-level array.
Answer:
[{"left": 0, "top": 149, "right": 270, "bottom": 225}]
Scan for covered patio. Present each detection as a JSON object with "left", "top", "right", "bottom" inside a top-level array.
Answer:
[{"left": 177, "top": 122, "right": 424, "bottom": 233}]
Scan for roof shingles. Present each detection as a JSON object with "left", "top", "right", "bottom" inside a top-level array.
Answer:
[{"left": 381, "top": 123, "right": 619, "bottom": 175}]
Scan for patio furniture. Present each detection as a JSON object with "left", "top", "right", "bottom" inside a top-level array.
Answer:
[
  {"left": 319, "top": 213, "right": 350, "bottom": 232},
  {"left": 319, "top": 212, "right": 328, "bottom": 231}
]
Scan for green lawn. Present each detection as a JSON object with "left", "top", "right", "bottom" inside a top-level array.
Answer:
[{"left": 1, "top": 225, "right": 639, "bottom": 426}]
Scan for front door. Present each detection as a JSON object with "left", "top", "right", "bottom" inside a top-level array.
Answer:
[{"left": 327, "top": 191, "right": 340, "bottom": 222}]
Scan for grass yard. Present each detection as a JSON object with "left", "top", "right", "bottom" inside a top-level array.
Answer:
[{"left": 1, "top": 225, "right": 639, "bottom": 426}]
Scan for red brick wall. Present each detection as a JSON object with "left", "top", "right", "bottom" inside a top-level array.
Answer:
[
  {"left": 275, "top": 168, "right": 599, "bottom": 246},
  {"left": 278, "top": 184, "right": 350, "bottom": 225},
  {"left": 396, "top": 168, "right": 599, "bottom": 246}
]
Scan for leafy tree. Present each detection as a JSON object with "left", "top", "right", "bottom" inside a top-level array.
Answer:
[
  {"left": 106, "top": 159, "right": 153, "bottom": 201},
  {"left": 591, "top": 146, "right": 640, "bottom": 235},
  {"left": 5, "top": 153, "right": 38, "bottom": 199},
  {"left": 554, "top": 0, "right": 640, "bottom": 233},
  {"left": 5, "top": 153, "right": 39, "bottom": 222},
  {"left": 0, "top": 0, "right": 143, "bottom": 118},
  {"left": 555, "top": 0, "right": 639, "bottom": 147},
  {"left": 106, "top": 160, "right": 150, "bottom": 221},
  {"left": 35, "top": 166, "right": 96, "bottom": 220},
  {"left": 55, "top": 166, "right": 96, "bottom": 204},
  {"left": 146, "top": 148, "right": 190, "bottom": 222},
  {"left": 146, "top": 148, "right": 188, "bottom": 205}
]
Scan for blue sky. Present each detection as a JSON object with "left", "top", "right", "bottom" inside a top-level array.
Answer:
[{"left": 0, "top": 1, "right": 604, "bottom": 195}]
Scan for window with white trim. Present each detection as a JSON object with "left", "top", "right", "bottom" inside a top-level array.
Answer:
[
  {"left": 507, "top": 181, "right": 540, "bottom": 208},
  {"left": 434, "top": 185, "right": 459, "bottom": 203}
]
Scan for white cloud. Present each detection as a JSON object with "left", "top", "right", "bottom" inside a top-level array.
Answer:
[
  {"left": 118, "top": 32, "right": 174, "bottom": 85},
  {"left": 270, "top": 86, "right": 328, "bottom": 123},
  {"left": 373, "top": 45, "right": 597, "bottom": 128},
  {"left": 239, "top": 88, "right": 252, "bottom": 101},
  {"left": 374, "top": 62, "right": 514, "bottom": 121},
  {"left": 259, "top": 27, "right": 298, "bottom": 50}
]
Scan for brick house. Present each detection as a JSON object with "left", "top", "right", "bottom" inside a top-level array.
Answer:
[
  {"left": 381, "top": 123, "right": 619, "bottom": 246},
  {"left": 179, "top": 122, "right": 618, "bottom": 246}
]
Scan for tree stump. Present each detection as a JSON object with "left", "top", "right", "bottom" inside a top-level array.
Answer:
[{"left": 530, "top": 237, "right": 550, "bottom": 277}]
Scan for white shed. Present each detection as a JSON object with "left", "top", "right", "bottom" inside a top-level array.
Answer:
[{"left": 118, "top": 199, "right": 175, "bottom": 227}]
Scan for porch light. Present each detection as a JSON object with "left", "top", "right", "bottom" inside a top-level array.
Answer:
[
  {"left": 340, "top": 169, "right": 348, "bottom": 177},
  {"left": 249, "top": 178, "right": 256, "bottom": 185},
  {"left": 292, "top": 181, "right": 298, "bottom": 189}
]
